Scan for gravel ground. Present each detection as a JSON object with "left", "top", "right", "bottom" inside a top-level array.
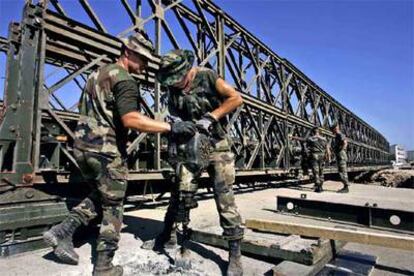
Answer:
[{"left": 1, "top": 181, "right": 413, "bottom": 276}]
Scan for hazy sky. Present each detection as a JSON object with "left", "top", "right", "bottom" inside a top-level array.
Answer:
[{"left": 0, "top": 0, "right": 413, "bottom": 149}]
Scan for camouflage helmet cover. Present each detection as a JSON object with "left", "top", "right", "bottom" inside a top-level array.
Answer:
[
  {"left": 121, "top": 31, "right": 154, "bottom": 60},
  {"left": 157, "top": 49, "right": 195, "bottom": 86}
]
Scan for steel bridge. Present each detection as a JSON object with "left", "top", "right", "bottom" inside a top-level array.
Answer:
[{"left": 0, "top": 0, "right": 390, "bottom": 255}]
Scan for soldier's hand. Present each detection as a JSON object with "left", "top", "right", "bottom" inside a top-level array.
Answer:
[
  {"left": 170, "top": 121, "right": 197, "bottom": 137},
  {"left": 196, "top": 113, "right": 217, "bottom": 134}
]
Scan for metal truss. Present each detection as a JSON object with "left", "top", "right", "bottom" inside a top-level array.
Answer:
[
  {"left": 0, "top": 0, "right": 393, "bottom": 255},
  {"left": 0, "top": 0, "right": 390, "bottom": 189}
]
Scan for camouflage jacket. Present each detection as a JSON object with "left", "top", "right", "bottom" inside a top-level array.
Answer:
[
  {"left": 168, "top": 67, "right": 228, "bottom": 143},
  {"left": 306, "top": 135, "right": 327, "bottom": 154},
  {"left": 74, "top": 63, "right": 135, "bottom": 158}
]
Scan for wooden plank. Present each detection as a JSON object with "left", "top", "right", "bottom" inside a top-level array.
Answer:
[
  {"left": 190, "top": 227, "right": 339, "bottom": 265},
  {"left": 246, "top": 219, "right": 414, "bottom": 251}
]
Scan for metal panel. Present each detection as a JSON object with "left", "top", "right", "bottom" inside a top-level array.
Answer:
[{"left": 276, "top": 196, "right": 414, "bottom": 233}]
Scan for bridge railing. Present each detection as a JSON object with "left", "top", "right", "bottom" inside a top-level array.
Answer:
[{"left": 0, "top": 0, "right": 390, "bottom": 188}]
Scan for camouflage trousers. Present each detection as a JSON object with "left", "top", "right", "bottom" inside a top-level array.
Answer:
[
  {"left": 310, "top": 153, "right": 325, "bottom": 186},
  {"left": 164, "top": 149, "right": 244, "bottom": 240},
  {"left": 70, "top": 149, "right": 128, "bottom": 253},
  {"left": 301, "top": 154, "right": 310, "bottom": 176},
  {"left": 336, "top": 150, "right": 349, "bottom": 185}
]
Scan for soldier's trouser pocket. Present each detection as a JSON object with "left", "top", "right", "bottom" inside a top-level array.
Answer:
[
  {"left": 336, "top": 151, "right": 348, "bottom": 184},
  {"left": 208, "top": 151, "right": 243, "bottom": 239}
]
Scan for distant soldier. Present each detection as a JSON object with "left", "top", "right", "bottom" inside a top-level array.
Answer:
[
  {"left": 143, "top": 49, "right": 244, "bottom": 276},
  {"left": 291, "top": 144, "right": 303, "bottom": 178},
  {"left": 300, "top": 141, "right": 310, "bottom": 177},
  {"left": 290, "top": 142, "right": 309, "bottom": 179},
  {"left": 331, "top": 123, "right": 349, "bottom": 193},
  {"left": 306, "top": 127, "right": 330, "bottom": 192},
  {"left": 43, "top": 33, "right": 197, "bottom": 276}
]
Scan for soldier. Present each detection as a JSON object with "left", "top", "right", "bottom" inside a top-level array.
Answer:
[
  {"left": 43, "top": 33, "right": 197, "bottom": 276},
  {"left": 331, "top": 123, "right": 349, "bottom": 193},
  {"left": 143, "top": 49, "right": 244, "bottom": 276},
  {"left": 306, "top": 127, "right": 330, "bottom": 192},
  {"left": 300, "top": 141, "right": 310, "bottom": 177}
]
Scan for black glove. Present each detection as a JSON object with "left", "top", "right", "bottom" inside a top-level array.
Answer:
[
  {"left": 170, "top": 121, "right": 197, "bottom": 137},
  {"left": 196, "top": 113, "right": 217, "bottom": 134}
]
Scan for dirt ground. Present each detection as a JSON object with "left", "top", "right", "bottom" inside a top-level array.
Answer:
[{"left": 1, "top": 181, "right": 413, "bottom": 276}]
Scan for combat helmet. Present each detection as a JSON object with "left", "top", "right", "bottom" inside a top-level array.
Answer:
[
  {"left": 121, "top": 31, "right": 154, "bottom": 60},
  {"left": 157, "top": 49, "right": 195, "bottom": 86}
]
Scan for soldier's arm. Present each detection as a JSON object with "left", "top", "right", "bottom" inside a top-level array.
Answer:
[
  {"left": 326, "top": 144, "right": 332, "bottom": 162},
  {"left": 289, "top": 135, "right": 306, "bottom": 142},
  {"left": 210, "top": 78, "right": 243, "bottom": 120},
  {"left": 342, "top": 137, "right": 348, "bottom": 150},
  {"left": 121, "top": 112, "right": 171, "bottom": 133},
  {"left": 114, "top": 80, "right": 171, "bottom": 133}
]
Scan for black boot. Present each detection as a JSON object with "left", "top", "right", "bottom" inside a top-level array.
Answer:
[
  {"left": 227, "top": 239, "right": 243, "bottom": 276},
  {"left": 43, "top": 216, "right": 82, "bottom": 265},
  {"left": 141, "top": 225, "right": 177, "bottom": 250},
  {"left": 313, "top": 184, "right": 323, "bottom": 193},
  {"left": 93, "top": 251, "right": 123, "bottom": 276},
  {"left": 337, "top": 184, "right": 349, "bottom": 193}
]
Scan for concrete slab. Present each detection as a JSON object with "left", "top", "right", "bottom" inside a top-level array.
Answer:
[{"left": 318, "top": 250, "right": 377, "bottom": 276}]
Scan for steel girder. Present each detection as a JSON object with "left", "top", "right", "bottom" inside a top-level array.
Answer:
[
  {"left": 0, "top": 0, "right": 390, "bottom": 188},
  {"left": 277, "top": 195, "right": 414, "bottom": 234},
  {"left": 0, "top": 0, "right": 392, "bottom": 255}
]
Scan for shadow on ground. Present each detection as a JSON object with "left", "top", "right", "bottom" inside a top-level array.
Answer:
[{"left": 122, "top": 215, "right": 228, "bottom": 275}]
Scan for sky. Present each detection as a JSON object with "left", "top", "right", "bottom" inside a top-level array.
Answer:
[{"left": 0, "top": 0, "right": 413, "bottom": 149}]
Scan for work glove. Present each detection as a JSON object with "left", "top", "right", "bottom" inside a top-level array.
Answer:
[
  {"left": 170, "top": 121, "right": 197, "bottom": 138},
  {"left": 196, "top": 113, "right": 217, "bottom": 134}
]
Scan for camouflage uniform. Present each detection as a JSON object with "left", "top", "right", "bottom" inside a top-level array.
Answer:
[
  {"left": 165, "top": 67, "right": 243, "bottom": 240},
  {"left": 72, "top": 63, "right": 133, "bottom": 253},
  {"left": 301, "top": 143, "right": 310, "bottom": 176},
  {"left": 306, "top": 135, "right": 328, "bottom": 188},
  {"left": 332, "top": 132, "right": 349, "bottom": 186},
  {"left": 290, "top": 143, "right": 310, "bottom": 178}
]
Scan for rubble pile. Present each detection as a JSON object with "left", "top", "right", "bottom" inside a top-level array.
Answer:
[
  {"left": 370, "top": 169, "right": 414, "bottom": 188},
  {"left": 119, "top": 249, "right": 206, "bottom": 276}
]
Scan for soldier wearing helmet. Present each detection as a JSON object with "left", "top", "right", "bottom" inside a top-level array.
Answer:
[
  {"left": 143, "top": 49, "right": 245, "bottom": 276},
  {"left": 306, "top": 127, "right": 330, "bottom": 192},
  {"left": 331, "top": 123, "right": 349, "bottom": 193},
  {"left": 43, "top": 33, "right": 196, "bottom": 276}
]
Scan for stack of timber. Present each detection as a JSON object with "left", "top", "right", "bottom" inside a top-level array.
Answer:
[{"left": 244, "top": 219, "right": 413, "bottom": 275}]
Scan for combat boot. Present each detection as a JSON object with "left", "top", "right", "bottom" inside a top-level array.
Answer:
[
  {"left": 337, "top": 184, "right": 349, "bottom": 193},
  {"left": 93, "top": 251, "right": 123, "bottom": 276},
  {"left": 313, "top": 184, "right": 323, "bottom": 193},
  {"left": 43, "top": 216, "right": 82, "bottom": 265},
  {"left": 227, "top": 239, "right": 243, "bottom": 276},
  {"left": 141, "top": 226, "right": 177, "bottom": 250}
]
